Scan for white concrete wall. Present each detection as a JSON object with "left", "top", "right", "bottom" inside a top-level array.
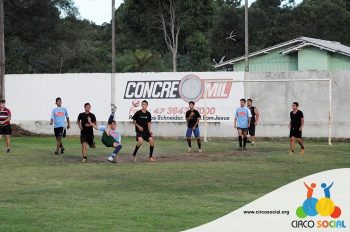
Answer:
[
  {"left": 245, "top": 71, "right": 349, "bottom": 138},
  {"left": 6, "top": 73, "right": 111, "bottom": 121},
  {"left": 5, "top": 71, "right": 350, "bottom": 138}
]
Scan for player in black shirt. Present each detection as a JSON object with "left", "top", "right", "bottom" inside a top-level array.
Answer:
[
  {"left": 185, "top": 101, "right": 202, "bottom": 152},
  {"left": 131, "top": 100, "right": 155, "bottom": 162},
  {"left": 247, "top": 99, "right": 259, "bottom": 146},
  {"left": 289, "top": 102, "right": 305, "bottom": 155},
  {"left": 77, "top": 103, "right": 96, "bottom": 163}
]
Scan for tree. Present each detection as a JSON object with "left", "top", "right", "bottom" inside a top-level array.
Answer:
[
  {"left": 0, "top": 0, "right": 5, "bottom": 99},
  {"left": 4, "top": 0, "right": 111, "bottom": 73},
  {"left": 116, "top": 0, "right": 216, "bottom": 72},
  {"left": 216, "top": 0, "right": 242, "bottom": 8},
  {"left": 122, "top": 49, "right": 154, "bottom": 72},
  {"left": 118, "top": 50, "right": 168, "bottom": 72},
  {"left": 282, "top": 0, "right": 350, "bottom": 45},
  {"left": 185, "top": 32, "right": 212, "bottom": 71},
  {"left": 210, "top": 3, "right": 244, "bottom": 62},
  {"left": 158, "top": 0, "right": 181, "bottom": 72},
  {"left": 4, "top": 0, "right": 350, "bottom": 74}
]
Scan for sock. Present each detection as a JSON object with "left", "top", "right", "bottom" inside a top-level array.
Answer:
[
  {"left": 112, "top": 145, "right": 122, "bottom": 158},
  {"left": 298, "top": 140, "right": 304, "bottom": 149},
  {"left": 238, "top": 136, "right": 242, "bottom": 148},
  {"left": 149, "top": 146, "right": 154, "bottom": 157},
  {"left": 111, "top": 104, "right": 117, "bottom": 114},
  {"left": 133, "top": 145, "right": 140, "bottom": 156},
  {"left": 243, "top": 137, "right": 247, "bottom": 148},
  {"left": 197, "top": 139, "right": 201, "bottom": 149},
  {"left": 187, "top": 138, "right": 192, "bottom": 148}
]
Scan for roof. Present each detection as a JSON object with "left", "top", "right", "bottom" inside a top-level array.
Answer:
[{"left": 214, "top": 37, "right": 350, "bottom": 68}]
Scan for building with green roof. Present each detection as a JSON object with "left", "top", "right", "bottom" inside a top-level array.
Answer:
[{"left": 215, "top": 37, "right": 350, "bottom": 72}]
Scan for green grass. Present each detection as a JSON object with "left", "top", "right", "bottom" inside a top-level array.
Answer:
[{"left": 0, "top": 136, "right": 349, "bottom": 232}]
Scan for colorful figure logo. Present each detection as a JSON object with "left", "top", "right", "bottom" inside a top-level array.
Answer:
[{"left": 296, "top": 182, "right": 342, "bottom": 219}]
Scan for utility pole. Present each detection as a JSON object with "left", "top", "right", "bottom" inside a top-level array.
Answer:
[
  {"left": 111, "top": 0, "right": 116, "bottom": 106},
  {"left": 0, "top": 0, "right": 5, "bottom": 100},
  {"left": 244, "top": 0, "right": 249, "bottom": 72}
]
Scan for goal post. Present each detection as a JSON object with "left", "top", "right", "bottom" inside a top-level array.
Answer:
[{"left": 202, "top": 79, "right": 332, "bottom": 146}]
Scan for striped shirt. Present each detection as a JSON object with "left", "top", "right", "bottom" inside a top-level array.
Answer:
[{"left": 0, "top": 107, "right": 11, "bottom": 125}]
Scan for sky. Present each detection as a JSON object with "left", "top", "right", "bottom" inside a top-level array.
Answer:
[
  {"left": 73, "top": 0, "right": 302, "bottom": 25},
  {"left": 73, "top": 0, "right": 123, "bottom": 25}
]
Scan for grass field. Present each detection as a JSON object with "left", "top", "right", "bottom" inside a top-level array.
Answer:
[{"left": 0, "top": 136, "right": 349, "bottom": 232}]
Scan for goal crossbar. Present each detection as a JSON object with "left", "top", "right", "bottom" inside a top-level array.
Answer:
[{"left": 203, "top": 79, "right": 332, "bottom": 146}]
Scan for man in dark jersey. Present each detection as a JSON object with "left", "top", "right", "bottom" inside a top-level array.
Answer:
[
  {"left": 131, "top": 100, "right": 155, "bottom": 162},
  {"left": 0, "top": 100, "right": 12, "bottom": 153},
  {"left": 247, "top": 99, "right": 259, "bottom": 146},
  {"left": 77, "top": 103, "right": 96, "bottom": 163},
  {"left": 185, "top": 101, "right": 202, "bottom": 152},
  {"left": 289, "top": 102, "right": 305, "bottom": 155}
]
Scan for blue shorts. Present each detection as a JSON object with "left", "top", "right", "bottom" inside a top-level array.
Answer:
[{"left": 186, "top": 127, "right": 200, "bottom": 138}]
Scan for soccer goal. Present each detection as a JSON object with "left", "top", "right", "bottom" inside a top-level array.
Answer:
[{"left": 202, "top": 78, "right": 332, "bottom": 145}]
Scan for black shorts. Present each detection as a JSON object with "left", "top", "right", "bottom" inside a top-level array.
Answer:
[
  {"left": 136, "top": 131, "right": 152, "bottom": 142},
  {"left": 248, "top": 124, "right": 255, "bottom": 136},
  {"left": 0, "top": 124, "right": 11, "bottom": 135},
  {"left": 80, "top": 132, "right": 95, "bottom": 147},
  {"left": 54, "top": 127, "right": 66, "bottom": 138},
  {"left": 237, "top": 127, "right": 248, "bottom": 133},
  {"left": 290, "top": 128, "right": 302, "bottom": 138}
]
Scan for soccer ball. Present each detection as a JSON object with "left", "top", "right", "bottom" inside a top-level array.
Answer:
[{"left": 132, "top": 100, "right": 140, "bottom": 107}]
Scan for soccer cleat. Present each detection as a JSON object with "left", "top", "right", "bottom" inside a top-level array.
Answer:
[
  {"left": 188, "top": 147, "right": 192, "bottom": 153},
  {"left": 6, "top": 149, "right": 10, "bottom": 153},
  {"left": 198, "top": 149, "right": 202, "bottom": 153},
  {"left": 81, "top": 158, "right": 87, "bottom": 163},
  {"left": 148, "top": 157, "right": 156, "bottom": 162},
  {"left": 107, "top": 156, "right": 116, "bottom": 163},
  {"left": 111, "top": 104, "right": 117, "bottom": 115},
  {"left": 54, "top": 150, "right": 59, "bottom": 155},
  {"left": 251, "top": 142, "right": 255, "bottom": 146},
  {"left": 89, "top": 142, "right": 96, "bottom": 149},
  {"left": 300, "top": 148, "right": 305, "bottom": 155},
  {"left": 131, "top": 155, "right": 137, "bottom": 162},
  {"left": 60, "top": 146, "right": 65, "bottom": 154},
  {"left": 288, "top": 150, "right": 294, "bottom": 155},
  {"left": 242, "top": 147, "right": 247, "bottom": 151}
]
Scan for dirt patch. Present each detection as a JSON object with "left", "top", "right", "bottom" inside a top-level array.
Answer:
[
  {"left": 10, "top": 124, "right": 38, "bottom": 136},
  {"left": 62, "top": 150, "right": 252, "bottom": 164}
]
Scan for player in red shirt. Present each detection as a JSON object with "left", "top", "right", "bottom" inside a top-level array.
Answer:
[{"left": 0, "top": 100, "right": 12, "bottom": 152}]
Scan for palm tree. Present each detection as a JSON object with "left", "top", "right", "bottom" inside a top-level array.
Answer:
[{"left": 122, "top": 49, "right": 154, "bottom": 72}]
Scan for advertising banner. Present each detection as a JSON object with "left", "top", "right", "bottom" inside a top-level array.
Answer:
[{"left": 115, "top": 72, "right": 244, "bottom": 122}]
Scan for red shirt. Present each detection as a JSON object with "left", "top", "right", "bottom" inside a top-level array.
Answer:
[{"left": 0, "top": 107, "right": 11, "bottom": 125}]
